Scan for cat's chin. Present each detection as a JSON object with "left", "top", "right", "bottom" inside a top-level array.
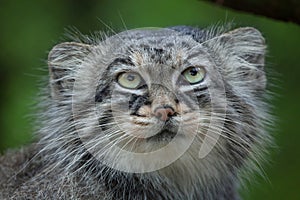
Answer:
[{"left": 147, "top": 129, "right": 177, "bottom": 142}]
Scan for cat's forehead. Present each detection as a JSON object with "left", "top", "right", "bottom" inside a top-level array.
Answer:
[
  {"left": 122, "top": 29, "right": 196, "bottom": 49},
  {"left": 106, "top": 29, "right": 204, "bottom": 67}
]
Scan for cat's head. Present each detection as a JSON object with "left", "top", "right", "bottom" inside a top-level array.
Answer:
[{"left": 46, "top": 27, "right": 269, "bottom": 182}]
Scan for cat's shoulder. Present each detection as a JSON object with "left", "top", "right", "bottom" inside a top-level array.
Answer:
[{"left": 0, "top": 145, "right": 40, "bottom": 197}]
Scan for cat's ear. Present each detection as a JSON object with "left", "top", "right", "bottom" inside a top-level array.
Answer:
[
  {"left": 221, "top": 27, "right": 266, "bottom": 65},
  {"left": 48, "top": 42, "right": 91, "bottom": 100},
  {"left": 219, "top": 27, "right": 267, "bottom": 90}
]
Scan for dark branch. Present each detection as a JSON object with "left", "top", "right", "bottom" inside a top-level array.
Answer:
[{"left": 201, "top": 0, "right": 300, "bottom": 25}]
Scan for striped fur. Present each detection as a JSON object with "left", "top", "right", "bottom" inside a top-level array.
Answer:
[{"left": 0, "top": 26, "right": 273, "bottom": 200}]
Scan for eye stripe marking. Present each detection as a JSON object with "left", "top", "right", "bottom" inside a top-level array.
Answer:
[{"left": 95, "top": 86, "right": 110, "bottom": 103}]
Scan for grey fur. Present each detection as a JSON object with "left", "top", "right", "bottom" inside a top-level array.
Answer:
[{"left": 0, "top": 26, "right": 273, "bottom": 200}]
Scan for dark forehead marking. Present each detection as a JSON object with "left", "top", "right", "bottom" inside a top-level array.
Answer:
[
  {"left": 111, "top": 57, "right": 134, "bottom": 66},
  {"left": 106, "top": 58, "right": 134, "bottom": 73},
  {"left": 124, "top": 43, "right": 174, "bottom": 65},
  {"left": 165, "top": 43, "right": 175, "bottom": 48},
  {"left": 143, "top": 47, "right": 172, "bottom": 64},
  {"left": 181, "top": 41, "right": 193, "bottom": 48}
]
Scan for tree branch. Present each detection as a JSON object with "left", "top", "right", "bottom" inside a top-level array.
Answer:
[{"left": 201, "top": 0, "right": 300, "bottom": 25}]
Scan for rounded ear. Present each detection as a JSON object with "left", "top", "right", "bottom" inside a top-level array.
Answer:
[
  {"left": 215, "top": 27, "right": 267, "bottom": 91},
  {"left": 48, "top": 42, "right": 91, "bottom": 100},
  {"left": 221, "top": 27, "right": 266, "bottom": 66}
]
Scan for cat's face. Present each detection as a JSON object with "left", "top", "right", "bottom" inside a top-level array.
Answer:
[
  {"left": 99, "top": 32, "right": 213, "bottom": 144},
  {"left": 48, "top": 27, "right": 268, "bottom": 176},
  {"left": 69, "top": 29, "right": 226, "bottom": 172}
]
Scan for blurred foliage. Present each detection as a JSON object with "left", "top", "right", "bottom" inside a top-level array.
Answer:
[{"left": 0, "top": 0, "right": 299, "bottom": 199}]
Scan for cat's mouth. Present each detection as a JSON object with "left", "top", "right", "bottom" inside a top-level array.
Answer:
[{"left": 146, "top": 120, "right": 180, "bottom": 142}]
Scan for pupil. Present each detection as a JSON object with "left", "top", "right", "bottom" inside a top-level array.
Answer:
[
  {"left": 127, "top": 74, "right": 135, "bottom": 81},
  {"left": 189, "top": 68, "right": 198, "bottom": 76}
]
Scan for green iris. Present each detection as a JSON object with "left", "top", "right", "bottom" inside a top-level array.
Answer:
[
  {"left": 183, "top": 66, "right": 206, "bottom": 84},
  {"left": 117, "top": 72, "right": 142, "bottom": 89}
]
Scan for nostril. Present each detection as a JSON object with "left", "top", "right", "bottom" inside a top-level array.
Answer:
[
  {"left": 154, "top": 106, "right": 175, "bottom": 121},
  {"left": 156, "top": 112, "right": 163, "bottom": 119}
]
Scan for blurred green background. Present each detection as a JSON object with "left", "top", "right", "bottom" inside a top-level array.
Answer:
[{"left": 0, "top": 0, "right": 299, "bottom": 199}]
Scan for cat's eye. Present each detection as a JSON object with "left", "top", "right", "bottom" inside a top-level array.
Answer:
[
  {"left": 182, "top": 66, "right": 206, "bottom": 84},
  {"left": 117, "top": 72, "right": 142, "bottom": 89}
]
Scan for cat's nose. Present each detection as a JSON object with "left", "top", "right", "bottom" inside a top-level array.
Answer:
[{"left": 154, "top": 106, "right": 175, "bottom": 121}]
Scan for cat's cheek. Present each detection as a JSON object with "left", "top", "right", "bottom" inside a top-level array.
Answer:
[
  {"left": 136, "top": 105, "right": 152, "bottom": 117},
  {"left": 175, "top": 102, "right": 190, "bottom": 114}
]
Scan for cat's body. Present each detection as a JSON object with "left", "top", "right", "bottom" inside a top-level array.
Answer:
[{"left": 0, "top": 26, "right": 272, "bottom": 200}]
